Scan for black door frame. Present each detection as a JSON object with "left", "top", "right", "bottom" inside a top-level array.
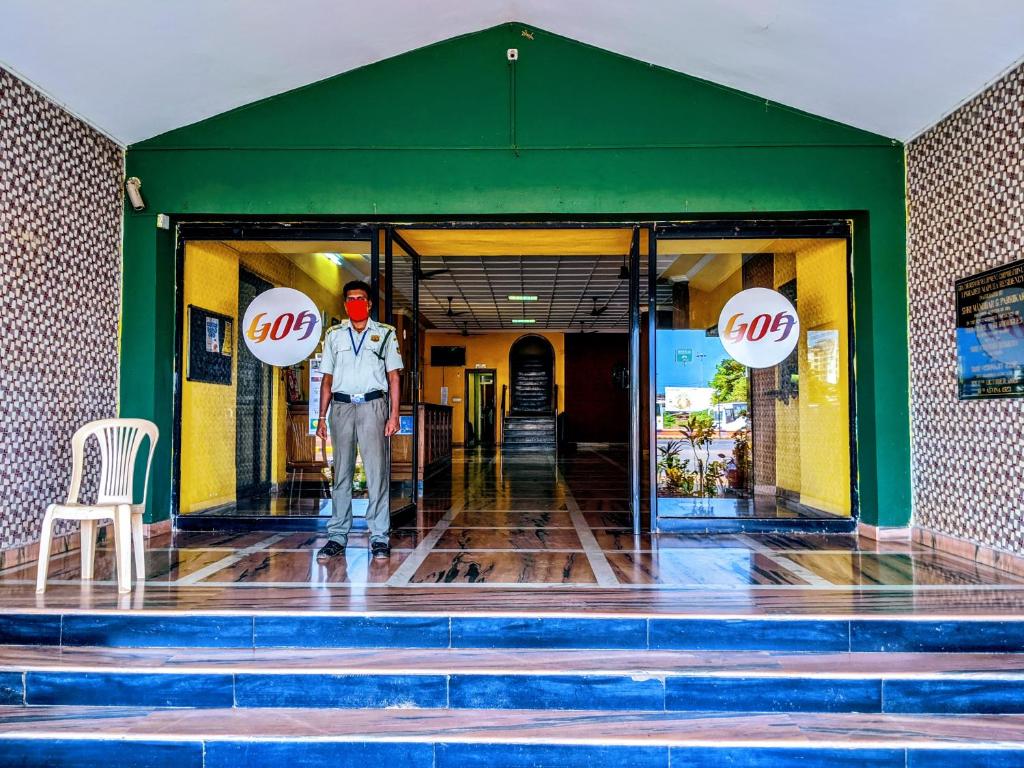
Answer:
[
  {"left": 170, "top": 222, "right": 394, "bottom": 528},
  {"left": 167, "top": 216, "right": 857, "bottom": 536},
  {"left": 649, "top": 219, "right": 857, "bottom": 534}
]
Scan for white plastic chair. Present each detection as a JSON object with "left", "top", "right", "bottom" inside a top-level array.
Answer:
[{"left": 36, "top": 419, "right": 159, "bottom": 593}]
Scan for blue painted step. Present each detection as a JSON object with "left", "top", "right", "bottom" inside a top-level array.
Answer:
[
  {"left": 4, "top": 647, "right": 1024, "bottom": 714},
  {"left": 5, "top": 611, "right": 1024, "bottom": 652},
  {"left": 0, "top": 707, "right": 1022, "bottom": 768}
]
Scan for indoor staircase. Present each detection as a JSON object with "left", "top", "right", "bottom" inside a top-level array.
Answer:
[
  {"left": 502, "top": 414, "right": 556, "bottom": 452},
  {"left": 511, "top": 357, "right": 552, "bottom": 414},
  {"left": 1, "top": 610, "right": 1024, "bottom": 766}
]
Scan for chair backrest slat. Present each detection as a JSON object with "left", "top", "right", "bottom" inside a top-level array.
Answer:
[{"left": 68, "top": 419, "right": 159, "bottom": 506}]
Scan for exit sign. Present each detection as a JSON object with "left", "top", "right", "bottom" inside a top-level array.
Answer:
[{"left": 675, "top": 349, "right": 693, "bottom": 364}]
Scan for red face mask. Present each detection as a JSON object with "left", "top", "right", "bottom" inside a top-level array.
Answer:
[{"left": 345, "top": 296, "right": 370, "bottom": 322}]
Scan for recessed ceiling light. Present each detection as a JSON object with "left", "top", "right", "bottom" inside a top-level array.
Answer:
[
  {"left": 511, "top": 318, "right": 536, "bottom": 324},
  {"left": 507, "top": 295, "right": 538, "bottom": 302}
]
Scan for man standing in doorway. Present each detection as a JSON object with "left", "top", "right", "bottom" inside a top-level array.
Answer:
[{"left": 315, "top": 280, "right": 403, "bottom": 561}]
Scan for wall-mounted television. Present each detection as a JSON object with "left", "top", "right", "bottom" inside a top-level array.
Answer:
[{"left": 430, "top": 345, "right": 466, "bottom": 367}]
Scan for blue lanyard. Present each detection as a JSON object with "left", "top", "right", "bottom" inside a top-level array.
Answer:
[{"left": 348, "top": 326, "right": 368, "bottom": 358}]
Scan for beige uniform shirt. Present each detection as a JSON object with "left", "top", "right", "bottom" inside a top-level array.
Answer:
[{"left": 320, "top": 318, "right": 403, "bottom": 394}]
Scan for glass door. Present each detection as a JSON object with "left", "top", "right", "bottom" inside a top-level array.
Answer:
[
  {"left": 649, "top": 225, "right": 855, "bottom": 528},
  {"left": 385, "top": 229, "right": 419, "bottom": 512}
]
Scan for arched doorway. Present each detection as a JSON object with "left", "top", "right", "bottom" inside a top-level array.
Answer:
[{"left": 509, "top": 335, "right": 555, "bottom": 414}]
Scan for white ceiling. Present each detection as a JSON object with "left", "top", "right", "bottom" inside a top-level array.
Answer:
[{"left": 2, "top": 1, "right": 1022, "bottom": 145}]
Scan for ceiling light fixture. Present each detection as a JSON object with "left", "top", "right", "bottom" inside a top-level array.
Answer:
[
  {"left": 511, "top": 318, "right": 535, "bottom": 324},
  {"left": 507, "top": 294, "right": 538, "bottom": 302}
]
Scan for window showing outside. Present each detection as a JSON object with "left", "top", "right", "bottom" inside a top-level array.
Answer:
[{"left": 654, "top": 238, "right": 852, "bottom": 519}]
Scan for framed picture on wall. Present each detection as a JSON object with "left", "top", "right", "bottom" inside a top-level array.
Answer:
[{"left": 187, "top": 305, "right": 233, "bottom": 385}]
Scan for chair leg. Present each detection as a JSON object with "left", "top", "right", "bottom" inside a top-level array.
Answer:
[
  {"left": 80, "top": 519, "right": 96, "bottom": 580},
  {"left": 131, "top": 512, "right": 146, "bottom": 582},
  {"left": 114, "top": 506, "right": 133, "bottom": 593},
  {"left": 36, "top": 508, "right": 56, "bottom": 594}
]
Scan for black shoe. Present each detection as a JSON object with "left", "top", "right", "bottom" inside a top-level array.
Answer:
[
  {"left": 316, "top": 540, "right": 345, "bottom": 562},
  {"left": 371, "top": 541, "right": 391, "bottom": 560}
]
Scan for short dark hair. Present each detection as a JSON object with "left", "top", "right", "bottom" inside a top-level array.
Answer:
[{"left": 342, "top": 280, "right": 373, "bottom": 299}]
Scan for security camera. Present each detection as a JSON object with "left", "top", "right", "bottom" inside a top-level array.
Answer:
[{"left": 125, "top": 177, "right": 145, "bottom": 211}]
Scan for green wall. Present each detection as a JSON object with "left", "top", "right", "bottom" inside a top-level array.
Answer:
[{"left": 122, "top": 23, "right": 909, "bottom": 527}]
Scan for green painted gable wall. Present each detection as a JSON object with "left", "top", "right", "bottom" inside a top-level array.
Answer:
[{"left": 122, "top": 23, "right": 909, "bottom": 528}]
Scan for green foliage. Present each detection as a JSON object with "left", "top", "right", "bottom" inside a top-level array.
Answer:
[
  {"left": 657, "top": 440, "right": 685, "bottom": 471},
  {"left": 704, "top": 460, "right": 725, "bottom": 497},
  {"left": 731, "top": 425, "right": 751, "bottom": 493},
  {"left": 679, "top": 412, "right": 718, "bottom": 496},
  {"left": 656, "top": 440, "right": 696, "bottom": 494},
  {"left": 711, "top": 359, "right": 749, "bottom": 405}
]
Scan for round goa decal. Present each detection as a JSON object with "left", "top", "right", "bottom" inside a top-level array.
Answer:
[
  {"left": 718, "top": 288, "right": 800, "bottom": 369},
  {"left": 242, "top": 287, "right": 322, "bottom": 366}
]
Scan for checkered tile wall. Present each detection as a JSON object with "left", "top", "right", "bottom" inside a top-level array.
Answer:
[
  {"left": 907, "top": 63, "right": 1024, "bottom": 553},
  {"left": 0, "top": 69, "right": 123, "bottom": 551}
]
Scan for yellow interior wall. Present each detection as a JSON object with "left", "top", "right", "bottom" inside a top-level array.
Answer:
[
  {"left": 688, "top": 269, "right": 743, "bottom": 329},
  {"left": 180, "top": 242, "right": 240, "bottom": 513},
  {"left": 794, "top": 240, "right": 850, "bottom": 516},
  {"left": 423, "top": 331, "right": 565, "bottom": 444},
  {"left": 180, "top": 243, "right": 344, "bottom": 513},
  {"left": 772, "top": 243, "right": 850, "bottom": 516}
]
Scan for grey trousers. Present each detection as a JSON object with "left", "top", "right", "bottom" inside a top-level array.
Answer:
[{"left": 326, "top": 398, "right": 390, "bottom": 545}]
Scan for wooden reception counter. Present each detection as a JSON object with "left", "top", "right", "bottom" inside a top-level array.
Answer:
[{"left": 392, "top": 403, "right": 453, "bottom": 480}]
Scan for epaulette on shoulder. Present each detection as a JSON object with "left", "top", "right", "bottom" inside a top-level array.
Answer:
[
  {"left": 325, "top": 320, "right": 348, "bottom": 335},
  {"left": 376, "top": 322, "right": 396, "bottom": 332}
]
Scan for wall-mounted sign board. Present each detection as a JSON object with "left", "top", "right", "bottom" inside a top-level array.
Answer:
[
  {"left": 187, "top": 305, "right": 233, "bottom": 385},
  {"left": 956, "top": 258, "right": 1024, "bottom": 400}
]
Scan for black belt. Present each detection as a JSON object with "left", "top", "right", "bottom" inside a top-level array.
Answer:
[{"left": 333, "top": 390, "right": 384, "bottom": 404}]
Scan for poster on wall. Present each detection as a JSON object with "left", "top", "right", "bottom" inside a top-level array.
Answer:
[
  {"left": 308, "top": 356, "right": 323, "bottom": 434},
  {"left": 205, "top": 317, "right": 220, "bottom": 353},
  {"left": 955, "top": 258, "right": 1024, "bottom": 400}
]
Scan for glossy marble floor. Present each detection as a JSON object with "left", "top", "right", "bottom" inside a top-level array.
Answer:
[{"left": 5, "top": 447, "right": 1024, "bottom": 615}]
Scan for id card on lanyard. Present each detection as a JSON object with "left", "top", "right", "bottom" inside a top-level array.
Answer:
[{"left": 348, "top": 326, "right": 368, "bottom": 359}]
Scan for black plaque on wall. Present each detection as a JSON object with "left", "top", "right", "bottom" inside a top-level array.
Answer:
[
  {"left": 955, "top": 258, "right": 1024, "bottom": 400},
  {"left": 187, "top": 305, "right": 233, "bottom": 385}
]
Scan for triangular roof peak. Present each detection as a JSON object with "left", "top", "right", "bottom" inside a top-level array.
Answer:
[{"left": 137, "top": 24, "right": 890, "bottom": 150}]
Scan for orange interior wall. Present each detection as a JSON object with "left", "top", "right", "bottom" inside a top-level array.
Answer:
[{"left": 422, "top": 331, "right": 565, "bottom": 444}]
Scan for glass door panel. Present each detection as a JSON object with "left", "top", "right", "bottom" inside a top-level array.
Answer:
[
  {"left": 652, "top": 235, "right": 852, "bottom": 521},
  {"left": 387, "top": 238, "right": 417, "bottom": 512}
]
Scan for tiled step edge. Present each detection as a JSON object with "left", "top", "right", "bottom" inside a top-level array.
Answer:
[
  {"left": 3, "top": 668, "right": 1024, "bottom": 713},
  {"left": 0, "top": 708, "right": 1023, "bottom": 767},
  {"left": 5, "top": 613, "right": 1024, "bottom": 652}
]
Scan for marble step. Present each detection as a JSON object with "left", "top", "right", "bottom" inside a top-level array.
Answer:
[
  {"left": 6, "top": 612, "right": 1024, "bottom": 652},
  {"left": 1, "top": 705, "right": 1023, "bottom": 767},
  {"left": 502, "top": 435, "right": 555, "bottom": 443},
  {"left": 3, "top": 646, "right": 1024, "bottom": 713}
]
